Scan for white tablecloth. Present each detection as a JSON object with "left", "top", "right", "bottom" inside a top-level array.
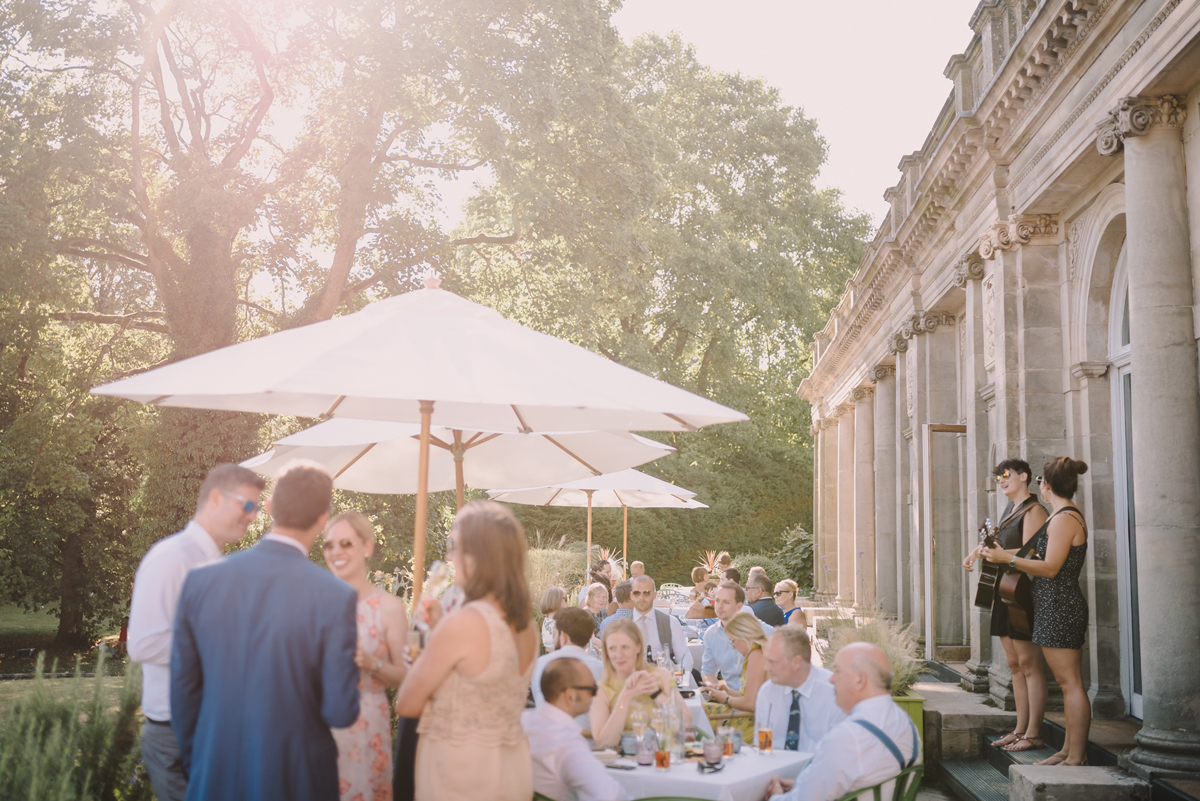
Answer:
[
  {"left": 611, "top": 750, "right": 811, "bottom": 801},
  {"left": 689, "top": 640, "right": 705, "bottom": 670}
]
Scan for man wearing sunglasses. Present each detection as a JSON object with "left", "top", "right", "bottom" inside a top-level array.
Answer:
[
  {"left": 523, "top": 657, "right": 630, "bottom": 801},
  {"left": 127, "top": 464, "right": 266, "bottom": 801}
]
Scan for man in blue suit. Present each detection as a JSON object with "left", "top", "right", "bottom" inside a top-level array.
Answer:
[{"left": 171, "top": 461, "right": 360, "bottom": 801}]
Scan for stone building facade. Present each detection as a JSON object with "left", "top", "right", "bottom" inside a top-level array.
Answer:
[{"left": 797, "top": 0, "right": 1200, "bottom": 778}]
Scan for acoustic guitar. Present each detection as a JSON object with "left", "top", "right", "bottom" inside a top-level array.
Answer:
[
  {"left": 999, "top": 567, "right": 1035, "bottom": 637},
  {"left": 972, "top": 519, "right": 1001, "bottom": 609}
]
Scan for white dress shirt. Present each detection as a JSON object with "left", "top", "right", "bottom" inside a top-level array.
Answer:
[
  {"left": 631, "top": 609, "right": 693, "bottom": 673},
  {"left": 770, "top": 694, "right": 921, "bottom": 801},
  {"left": 523, "top": 703, "right": 630, "bottom": 801},
  {"left": 755, "top": 666, "right": 846, "bottom": 754},
  {"left": 532, "top": 644, "right": 605, "bottom": 709},
  {"left": 701, "top": 616, "right": 773, "bottom": 691},
  {"left": 126, "top": 520, "right": 222, "bottom": 721},
  {"left": 263, "top": 531, "right": 310, "bottom": 554}
]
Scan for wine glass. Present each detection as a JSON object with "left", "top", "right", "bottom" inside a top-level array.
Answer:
[
  {"left": 630, "top": 707, "right": 648, "bottom": 740},
  {"left": 650, "top": 708, "right": 666, "bottom": 742}
]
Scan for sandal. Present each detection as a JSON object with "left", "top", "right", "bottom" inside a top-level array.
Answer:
[
  {"left": 1035, "top": 753, "right": 1067, "bottom": 766},
  {"left": 993, "top": 731, "right": 1023, "bottom": 748},
  {"left": 1004, "top": 736, "right": 1045, "bottom": 752}
]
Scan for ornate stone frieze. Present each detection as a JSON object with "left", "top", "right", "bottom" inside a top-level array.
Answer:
[
  {"left": 851, "top": 386, "right": 875, "bottom": 403},
  {"left": 1096, "top": 95, "right": 1186, "bottom": 155},
  {"left": 982, "top": 276, "right": 996, "bottom": 368},
  {"left": 868, "top": 364, "right": 896, "bottom": 383},
  {"left": 979, "top": 215, "right": 1059, "bottom": 258},
  {"left": 1067, "top": 216, "right": 1086, "bottom": 282},
  {"left": 952, "top": 253, "right": 984, "bottom": 287},
  {"left": 904, "top": 348, "right": 915, "bottom": 418}
]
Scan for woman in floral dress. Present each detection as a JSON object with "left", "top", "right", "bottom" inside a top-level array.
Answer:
[{"left": 324, "top": 511, "right": 410, "bottom": 801}]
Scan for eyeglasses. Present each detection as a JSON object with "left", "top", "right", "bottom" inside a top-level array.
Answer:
[
  {"left": 221, "top": 490, "right": 260, "bottom": 514},
  {"left": 321, "top": 538, "right": 356, "bottom": 552},
  {"left": 1036, "top": 476, "right": 1045, "bottom": 486},
  {"left": 773, "top": 590, "right": 793, "bottom": 597},
  {"left": 572, "top": 684, "right": 599, "bottom": 696},
  {"left": 993, "top": 470, "right": 1011, "bottom": 484}
]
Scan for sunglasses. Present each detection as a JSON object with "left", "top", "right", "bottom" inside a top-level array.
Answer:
[
  {"left": 321, "top": 538, "right": 357, "bottom": 552},
  {"left": 993, "top": 470, "right": 1011, "bottom": 484},
  {"left": 631, "top": 590, "right": 655, "bottom": 597},
  {"left": 773, "top": 590, "right": 793, "bottom": 597},
  {"left": 572, "top": 684, "right": 599, "bottom": 696},
  {"left": 222, "top": 490, "right": 261, "bottom": 514}
]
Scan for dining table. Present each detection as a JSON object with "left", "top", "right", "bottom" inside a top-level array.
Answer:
[{"left": 607, "top": 748, "right": 812, "bottom": 801}]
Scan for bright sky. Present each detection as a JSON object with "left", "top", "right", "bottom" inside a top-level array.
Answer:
[{"left": 610, "top": 0, "right": 978, "bottom": 225}]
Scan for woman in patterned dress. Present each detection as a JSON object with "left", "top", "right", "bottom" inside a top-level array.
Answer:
[
  {"left": 702, "top": 611, "right": 769, "bottom": 740},
  {"left": 983, "top": 457, "right": 1091, "bottom": 766},
  {"left": 323, "top": 511, "right": 410, "bottom": 801},
  {"left": 394, "top": 501, "right": 539, "bottom": 801}
]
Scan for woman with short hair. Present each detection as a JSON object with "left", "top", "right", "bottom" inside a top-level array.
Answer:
[
  {"left": 583, "top": 582, "right": 609, "bottom": 631},
  {"left": 983, "top": 457, "right": 1091, "bottom": 766}
]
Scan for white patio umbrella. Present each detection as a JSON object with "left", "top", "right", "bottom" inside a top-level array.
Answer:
[
  {"left": 240, "top": 418, "right": 676, "bottom": 508},
  {"left": 91, "top": 279, "right": 746, "bottom": 600},
  {"left": 488, "top": 469, "right": 707, "bottom": 571}
]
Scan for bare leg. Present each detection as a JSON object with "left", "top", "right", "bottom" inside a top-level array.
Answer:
[
  {"left": 1040, "top": 646, "right": 1091, "bottom": 765},
  {"left": 995, "top": 637, "right": 1027, "bottom": 746},
  {"left": 1013, "top": 639, "right": 1047, "bottom": 740}
]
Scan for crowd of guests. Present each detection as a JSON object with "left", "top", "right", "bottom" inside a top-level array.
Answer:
[{"left": 126, "top": 459, "right": 922, "bottom": 801}]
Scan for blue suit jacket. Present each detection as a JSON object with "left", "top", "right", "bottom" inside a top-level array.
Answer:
[{"left": 171, "top": 539, "right": 360, "bottom": 801}]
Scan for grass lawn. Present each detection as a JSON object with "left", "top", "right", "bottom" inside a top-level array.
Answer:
[
  {"left": 0, "top": 604, "right": 125, "bottom": 675},
  {"left": 0, "top": 672, "right": 128, "bottom": 712}
]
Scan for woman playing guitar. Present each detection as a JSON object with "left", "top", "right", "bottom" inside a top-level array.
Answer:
[{"left": 963, "top": 459, "right": 1048, "bottom": 752}]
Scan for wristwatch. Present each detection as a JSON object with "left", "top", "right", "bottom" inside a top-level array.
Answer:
[{"left": 649, "top": 688, "right": 663, "bottom": 701}]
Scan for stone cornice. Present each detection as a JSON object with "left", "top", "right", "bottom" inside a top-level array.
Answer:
[
  {"left": 868, "top": 364, "right": 896, "bottom": 383},
  {"left": 1096, "top": 95, "right": 1186, "bottom": 156}
]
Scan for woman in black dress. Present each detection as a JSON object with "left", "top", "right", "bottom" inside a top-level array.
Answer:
[
  {"left": 963, "top": 459, "right": 1048, "bottom": 752},
  {"left": 983, "top": 456, "right": 1091, "bottom": 766}
]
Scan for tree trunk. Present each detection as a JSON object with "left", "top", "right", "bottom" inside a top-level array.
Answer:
[{"left": 54, "top": 526, "right": 88, "bottom": 648}]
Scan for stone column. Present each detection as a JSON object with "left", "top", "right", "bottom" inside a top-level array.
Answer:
[
  {"left": 810, "top": 421, "right": 825, "bottom": 597},
  {"left": 871, "top": 365, "right": 898, "bottom": 618},
  {"left": 853, "top": 387, "right": 876, "bottom": 610},
  {"left": 892, "top": 341, "right": 914, "bottom": 625},
  {"left": 1098, "top": 95, "right": 1200, "bottom": 774},
  {"left": 820, "top": 417, "right": 840, "bottom": 600},
  {"left": 836, "top": 403, "right": 856, "bottom": 605}
]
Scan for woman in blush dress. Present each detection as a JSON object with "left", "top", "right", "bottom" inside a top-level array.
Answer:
[
  {"left": 323, "top": 511, "right": 409, "bottom": 801},
  {"left": 395, "top": 501, "right": 539, "bottom": 801}
]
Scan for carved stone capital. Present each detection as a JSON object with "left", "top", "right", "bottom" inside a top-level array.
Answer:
[
  {"left": 835, "top": 403, "right": 855, "bottom": 417},
  {"left": 1070, "top": 361, "right": 1110, "bottom": 380},
  {"left": 887, "top": 332, "right": 908, "bottom": 354},
  {"left": 1010, "top": 214, "right": 1059, "bottom": 244},
  {"left": 1096, "top": 95, "right": 1186, "bottom": 156},
  {"left": 868, "top": 364, "right": 896, "bottom": 383},
  {"left": 851, "top": 386, "right": 874, "bottom": 403},
  {"left": 952, "top": 253, "right": 984, "bottom": 287},
  {"left": 809, "top": 424, "right": 820, "bottom": 437},
  {"left": 979, "top": 221, "right": 1012, "bottom": 260},
  {"left": 817, "top": 417, "right": 836, "bottom": 431},
  {"left": 919, "top": 311, "right": 956, "bottom": 333}
]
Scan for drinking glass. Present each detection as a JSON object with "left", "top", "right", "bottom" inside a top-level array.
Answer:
[
  {"left": 636, "top": 730, "right": 657, "bottom": 766},
  {"left": 630, "top": 707, "right": 648, "bottom": 740},
  {"left": 654, "top": 748, "right": 670, "bottom": 770},
  {"left": 406, "top": 629, "right": 422, "bottom": 661},
  {"left": 718, "top": 726, "right": 735, "bottom": 757},
  {"left": 650, "top": 708, "right": 666, "bottom": 742},
  {"left": 702, "top": 737, "right": 724, "bottom": 766},
  {"left": 757, "top": 725, "right": 774, "bottom": 755}
]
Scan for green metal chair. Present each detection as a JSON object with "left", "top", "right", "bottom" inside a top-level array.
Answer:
[
  {"left": 831, "top": 764, "right": 924, "bottom": 801},
  {"left": 536, "top": 792, "right": 709, "bottom": 801}
]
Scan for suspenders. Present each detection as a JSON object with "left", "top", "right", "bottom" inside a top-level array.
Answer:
[{"left": 854, "top": 717, "right": 921, "bottom": 771}]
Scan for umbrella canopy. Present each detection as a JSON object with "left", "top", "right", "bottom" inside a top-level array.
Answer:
[
  {"left": 91, "top": 281, "right": 745, "bottom": 600},
  {"left": 488, "top": 469, "right": 707, "bottom": 569},
  {"left": 241, "top": 419, "right": 676, "bottom": 503}
]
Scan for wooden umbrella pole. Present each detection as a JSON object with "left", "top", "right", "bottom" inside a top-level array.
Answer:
[
  {"left": 623, "top": 503, "right": 628, "bottom": 570},
  {"left": 586, "top": 490, "right": 594, "bottom": 574},
  {"left": 412, "top": 400, "right": 434, "bottom": 606},
  {"left": 452, "top": 429, "right": 465, "bottom": 511}
]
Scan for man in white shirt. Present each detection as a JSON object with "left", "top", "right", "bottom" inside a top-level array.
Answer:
[
  {"left": 523, "top": 658, "right": 630, "bottom": 801},
  {"left": 532, "top": 607, "right": 605, "bottom": 715},
  {"left": 126, "top": 464, "right": 265, "bottom": 801},
  {"left": 629, "top": 575, "right": 692, "bottom": 673},
  {"left": 702, "top": 581, "right": 772, "bottom": 691},
  {"left": 765, "top": 643, "right": 921, "bottom": 801},
  {"left": 756, "top": 626, "right": 845, "bottom": 754}
]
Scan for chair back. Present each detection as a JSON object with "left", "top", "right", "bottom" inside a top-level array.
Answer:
[{"left": 831, "top": 764, "right": 924, "bottom": 801}]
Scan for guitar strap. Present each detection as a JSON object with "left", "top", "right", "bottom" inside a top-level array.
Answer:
[{"left": 996, "top": 496, "right": 1039, "bottom": 531}]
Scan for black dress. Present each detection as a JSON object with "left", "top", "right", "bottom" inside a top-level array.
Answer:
[
  {"left": 989, "top": 497, "right": 1043, "bottom": 641},
  {"left": 1030, "top": 506, "right": 1089, "bottom": 650}
]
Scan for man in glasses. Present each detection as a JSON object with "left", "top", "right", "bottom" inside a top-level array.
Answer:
[
  {"left": 127, "top": 463, "right": 266, "bottom": 801},
  {"left": 745, "top": 573, "right": 787, "bottom": 627},
  {"left": 523, "top": 657, "right": 630, "bottom": 801}
]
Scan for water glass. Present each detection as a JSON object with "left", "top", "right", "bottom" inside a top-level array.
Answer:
[
  {"left": 702, "top": 737, "right": 724, "bottom": 766},
  {"left": 636, "top": 731, "right": 657, "bottom": 766}
]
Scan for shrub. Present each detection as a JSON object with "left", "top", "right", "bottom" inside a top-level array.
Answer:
[
  {"left": 0, "top": 654, "right": 152, "bottom": 800},
  {"left": 526, "top": 536, "right": 587, "bottom": 613},
  {"left": 775, "top": 524, "right": 814, "bottom": 593},
  {"left": 729, "top": 552, "right": 792, "bottom": 586},
  {"left": 818, "top": 614, "right": 922, "bottom": 696}
]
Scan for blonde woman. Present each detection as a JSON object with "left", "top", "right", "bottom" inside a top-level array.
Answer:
[
  {"left": 774, "top": 579, "right": 807, "bottom": 627},
  {"left": 589, "top": 618, "right": 692, "bottom": 748},
  {"left": 323, "top": 511, "right": 409, "bottom": 801},
  {"left": 702, "top": 611, "right": 768, "bottom": 740},
  {"left": 582, "top": 582, "right": 609, "bottom": 631}
]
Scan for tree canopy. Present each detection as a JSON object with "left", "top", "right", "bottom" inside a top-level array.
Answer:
[{"left": 0, "top": 0, "right": 866, "bottom": 643}]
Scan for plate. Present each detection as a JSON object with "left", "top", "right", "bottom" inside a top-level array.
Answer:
[{"left": 594, "top": 749, "right": 621, "bottom": 765}]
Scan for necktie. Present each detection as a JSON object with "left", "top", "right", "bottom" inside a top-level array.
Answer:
[
  {"left": 785, "top": 690, "right": 800, "bottom": 751},
  {"left": 638, "top": 615, "right": 652, "bottom": 656}
]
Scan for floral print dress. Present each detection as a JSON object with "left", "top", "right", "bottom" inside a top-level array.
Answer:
[{"left": 332, "top": 590, "right": 394, "bottom": 801}]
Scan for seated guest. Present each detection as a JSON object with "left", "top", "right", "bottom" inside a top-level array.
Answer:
[
  {"left": 747, "top": 565, "right": 768, "bottom": 584},
  {"left": 774, "top": 580, "right": 807, "bottom": 627},
  {"left": 629, "top": 576, "right": 693, "bottom": 672},
  {"left": 532, "top": 608, "right": 604, "bottom": 718},
  {"left": 691, "top": 565, "right": 711, "bottom": 596},
  {"left": 599, "top": 581, "right": 634, "bottom": 634},
  {"left": 766, "top": 644, "right": 921, "bottom": 801},
  {"left": 716, "top": 552, "right": 732, "bottom": 573},
  {"left": 701, "top": 611, "right": 768, "bottom": 740},
  {"left": 745, "top": 573, "right": 786, "bottom": 626},
  {"left": 722, "top": 566, "right": 742, "bottom": 586},
  {"left": 540, "top": 586, "right": 569, "bottom": 652},
  {"left": 590, "top": 619, "right": 692, "bottom": 748},
  {"left": 523, "top": 658, "right": 629, "bottom": 801},
  {"left": 701, "top": 581, "right": 772, "bottom": 692},
  {"left": 582, "top": 583, "right": 609, "bottom": 630},
  {"left": 579, "top": 562, "right": 614, "bottom": 608},
  {"left": 756, "top": 627, "right": 844, "bottom": 753},
  {"left": 685, "top": 584, "right": 717, "bottom": 621},
  {"left": 629, "top": 561, "right": 645, "bottom": 578}
]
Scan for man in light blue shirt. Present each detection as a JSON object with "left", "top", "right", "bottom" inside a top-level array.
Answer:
[
  {"left": 599, "top": 580, "right": 634, "bottom": 634},
  {"left": 701, "top": 580, "right": 771, "bottom": 692}
]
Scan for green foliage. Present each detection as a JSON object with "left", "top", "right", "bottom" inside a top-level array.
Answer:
[
  {"left": 775, "top": 524, "right": 815, "bottom": 594},
  {"left": 819, "top": 614, "right": 923, "bottom": 696},
  {"left": 729, "top": 553, "right": 792, "bottom": 586},
  {"left": 0, "top": 655, "right": 151, "bottom": 800},
  {"left": 526, "top": 538, "right": 587, "bottom": 612}
]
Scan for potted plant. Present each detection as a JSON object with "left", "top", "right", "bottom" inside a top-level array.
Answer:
[{"left": 818, "top": 614, "right": 925, "bottom": 732}]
